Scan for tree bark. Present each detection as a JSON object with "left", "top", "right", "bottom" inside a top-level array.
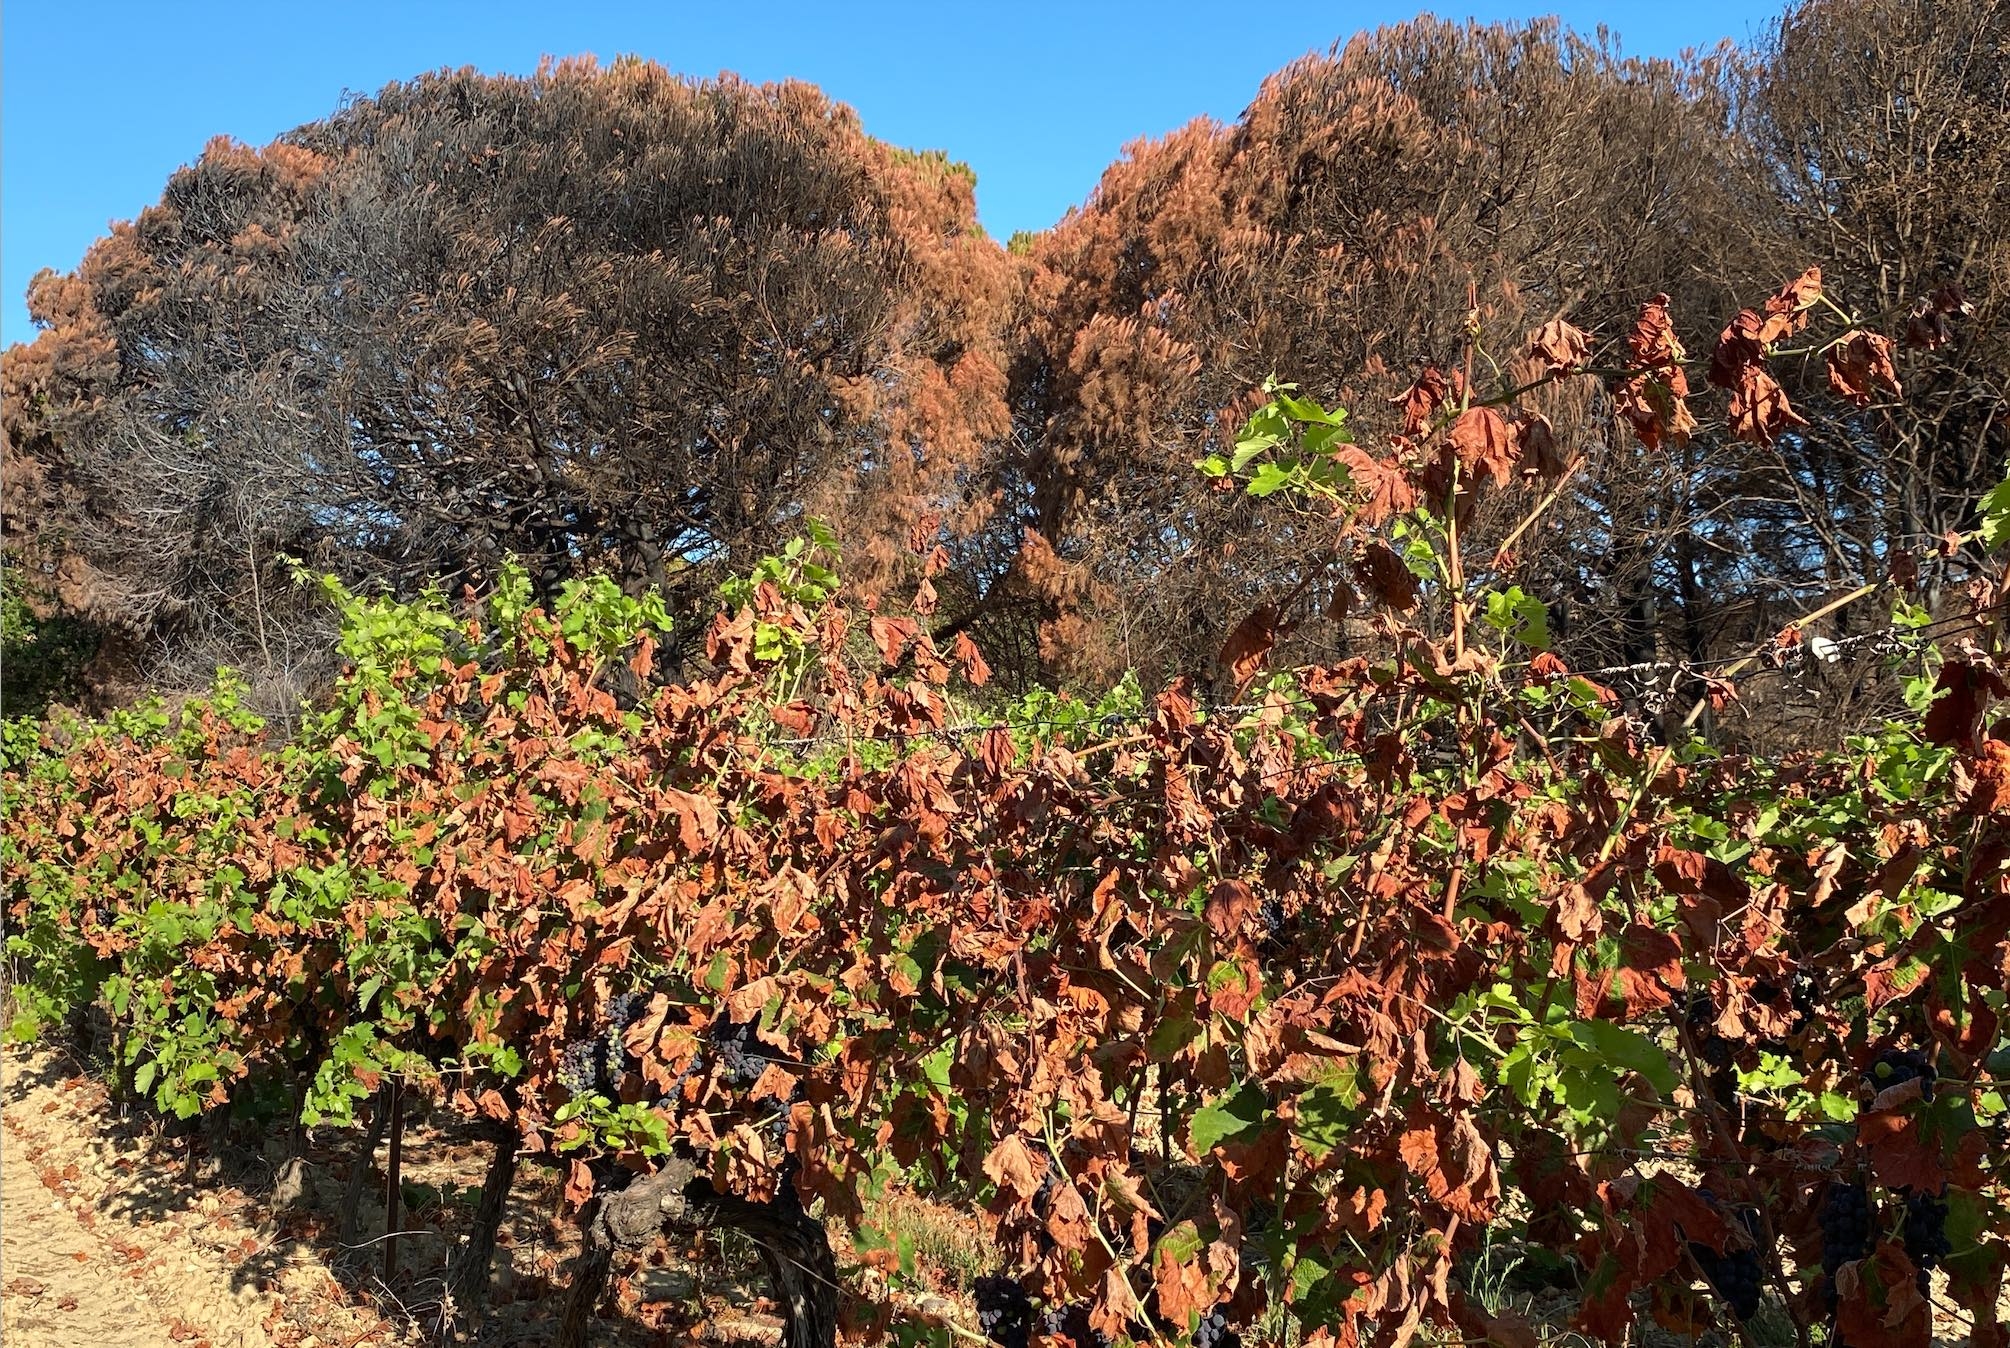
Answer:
[
  {"left": 337, "top": 1090, "right": 391, "bottom": 1250},
  {"left": 382, "top": 1080, "right": 405, "bottom": 1283},
  {"left": 558, "top": 1160, "right": 837, "bottom": 1348},
  {"left": 444, "top": 1134, "right": 519, "bottom": 1322}
]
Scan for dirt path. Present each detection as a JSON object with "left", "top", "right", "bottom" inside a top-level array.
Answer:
[
  {"left": 0, "top": 1046, "right": 780, "bottom": 1347},
  {"left": 0, "top": 1048, "right": 398, "bottom": 1348},
  {"left": 0, "top": 1099, "right": 183, "bottom": 1346},
  {"left": 13, "top": 1042, "right": 1986, "bottom": 1347}
]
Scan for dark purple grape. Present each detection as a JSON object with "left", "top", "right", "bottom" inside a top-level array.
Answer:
[
  {"left": 605, "top": 989, "right": 642, "bottom": 1029},
  {"left": 1901, "top": 1186, "right": 1950, "bottom": 1295},
  {"left": 1039, "top": 1303, "right": 1107, "bottom": 1348},
  {"left": 710, "top": 1018, "right": 769, "bottom": 1088},
  {"left": 1866, "top": 1047, "right": 1934, "bottom": 1101},
  {"left": 1690, "top": 1244, "right": 1764, "bottom": 1321},
  {"left": 1192, "top": 1307, "right": 1239, "bottom": 1348},
  {"left": 975, "top": 1275, "right": 1032, "bottom": 1348},
  {"left": 556, "top": 1038, "right": 602, "bottom": 1097},
  {"left": 1687, "top": 1199, "right": 1766, "bottom": 1322},
  {"left": 1820, "top": 1180, "right": 1875, "bottom": 1314}
]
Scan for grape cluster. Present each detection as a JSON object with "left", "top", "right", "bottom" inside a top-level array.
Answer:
[
  {"left": 556, "top": 1037, "right": 604, "bottom": 1097},
  {"left": 556, "top": 990, "right": 647, "bottom": 1099},
  {"left": 1688, "top": 1200, "right": 1765, "bottom": 1322},
  {"left": 1866, "top": 1047, "right": 1935, "bottom": 1102},
  {"left": 974, "top": 1275, "right": 1033, "bottom": 1348},
  {"left": 605, "top": 989, "right": 643, "bottom": 1023},
  {"left": 1819, "top": 1180, "right": 1874, "bottom": 1308},
  {"left": 1682, "top": 991, "right": 1737, "bottom": 1107},
  {"left": 705, "top": 1018, "right": 800, "bottom": 1147},
  {"left": 1039, "top": 1302, "right": 1108, "bottom": 1348},
  {"left": 603, "top": 990, "right": 642, "bottom": 1076},
  {"left": 1191, "top": 1307, "right": 1239, "bottom": 1348},
  {"left": 711, "top": 1018, "right": 771, "bottom": 1088},
  {"left": 1691, "top": 1243, "right": 1764, "bottom": 1322},
  {"left": 1900, "top": 1187, "right": 1950, "bottom": 1295}
]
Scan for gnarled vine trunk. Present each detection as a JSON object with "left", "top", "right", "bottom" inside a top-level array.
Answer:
[
  {"left": 443, "top": 1133, "right": 519, "bottom": 1323},
  {"left": 335, "top": 1091, "right": 391, "bottom": 1251},
  {"left": 559, "top": 1160, "right": 836, "bottom": 1348}
]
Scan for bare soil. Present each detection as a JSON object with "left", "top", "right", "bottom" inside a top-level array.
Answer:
[
  {"left": 3, "top": 1044, "right": 1997, "bottom": 1347},
  {"left": 0, "top": 1046, "right": 786, "bottom": 1347}
]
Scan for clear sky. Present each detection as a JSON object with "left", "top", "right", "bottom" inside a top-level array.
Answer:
[{"left": 1, "top": 1, "right": 1775, "bottom": 348}]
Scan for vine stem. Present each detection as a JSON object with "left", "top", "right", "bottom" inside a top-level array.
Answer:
[
  {"left": 1042, "top": 1117, "right": 1151, "bottom": 1329},
  {"left": 1450, "top": 280, "right": 1478, "bottom": 661},
  {"left": 1673, "top": 1016, "right": 1811, "bottom": 1348},
  {"left": 1678, "top": 579, "right": 1880, "bottom": 729},
  {"left": 1482, "top": 456, "right": 1586, "bottom": 575},
  {"left": 1447, "top": 460, "right": 1466, "bottom": 660},
  {"left": 383, "top": 1077, "right": 406, "bottom": 1285}
]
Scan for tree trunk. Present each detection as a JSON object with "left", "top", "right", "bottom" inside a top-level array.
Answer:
[
  {"left": 337, "top": 1090, "right": 391, "bottom": 1250},
  {"left": 557, "top": 1194, "right": 616, "bottom": 1348},
  {"left": 444, "top": 1135, "right": 519, "bottom": 1323},
  {"left": 730, "top": 1185, "right": 840, "bottom": 1348},
  {"left": 558, "top": 1160, "right": 837, "bottom": 1348},
  {"left": 382, "top": 1080, "right": 406, "bottom": 1284}
]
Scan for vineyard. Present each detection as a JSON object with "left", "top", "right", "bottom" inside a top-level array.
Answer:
[{"left": 3, "top": 271, "right": 2007, "bottom": 1348}]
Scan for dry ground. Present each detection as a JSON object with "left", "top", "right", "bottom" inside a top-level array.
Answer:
[
  {"left": 0, "top": 1045, "right": 796, "bottom": 1347},
  {"left": 1, "top": 1044, "right": 1998, "bottom": 1347}
]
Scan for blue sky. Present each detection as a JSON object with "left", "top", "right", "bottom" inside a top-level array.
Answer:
[{"left": 2, "top": 1, "right": 1772, "bottom": 347}]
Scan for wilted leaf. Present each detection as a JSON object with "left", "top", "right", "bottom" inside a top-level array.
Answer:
[
  {"left": 1393, "top": 362, "right": 1455, "bottom": 436},
  {"left": 1758, "top": 266, "right": 1822, "bottom": 344},
  {"left": 1334, "top": 446, "right": 1417, "bottom": 525},
  {"left": 1218, "top": 606, "right": 1279, "bottom": 686},
  {"left": 1527, "top": 318, "right": 1591, "bottom": 377},
  {"left": 565, "top": 1160, "right": 595, "bottom": 1209},
  {"left": 1446, "top": 406, "right": 1517, "bottom": 485},
  {"left": 952, "top": 631, "right": 991, "bottom": 687},
  {"left": 1826, "top": 329, "right": 1902, "bottom": 406},
  {"left": 869, "top": 615, "right": 919, "bottom": 666},
  {"left": 1353, "top": 542, "right": 1420, "bottom": 611},
  {"left": 1611, "top": 293, "right": 1693, "bottom": 449},
  {"left": 983, "top": 1134, "right": 1046, "bottom": 1200},
  {"left": 1205, "top": 879, "right": 1259, "bottom": 938},
  {"left": 1834, "top": 1243, "right": 1931, "bottom": 1348}
]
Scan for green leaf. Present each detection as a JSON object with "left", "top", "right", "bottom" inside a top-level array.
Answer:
[
  {"left": 1287, "top": 1249, "right": 1329, "bottom": 1303},
  {"left": 1301, "top": 423, "right": 1351, "bottom": 455},
  {"left": 1981, "top": 476, "right": 2010, "bottom": 549},
  {"left": 1230, "top": 437, "right": 1279, "bottom": 473},
  {"left": 1246, "top": 462, "right": 1294, "bottom": 498},
  {"left": 1943, "top": 1187, "right": 2001, "bottom": 1287},
  {"left": 1291, "top": 1064, "right": 1363, "bottom": 1158},
  {"left": 1274, "top": 393, "right": 1343, "bottom": 426},
  {"left": 1147, "top": 1013, "right": 1201, "bottom": 1061},
  {"left": 1566, "top": 1019, "right": 1679, "bottom": 1095},
  {"left": 1189, "top": 1081, "right": 1267, "bottom": 1155},
  {"left": 1482, "top": 586, "right": 1551, "bottom": 650},
  {"left": 853, "top": 1222, "right": 894, "bottom": 1257},
  {"left": 1153, "top": 1220, "right": 1207, "bottom": 1266}
]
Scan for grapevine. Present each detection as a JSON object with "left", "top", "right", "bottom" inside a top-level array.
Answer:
[{"left": 1, "top": 272, "right": 2004, "bottom": 1348}]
